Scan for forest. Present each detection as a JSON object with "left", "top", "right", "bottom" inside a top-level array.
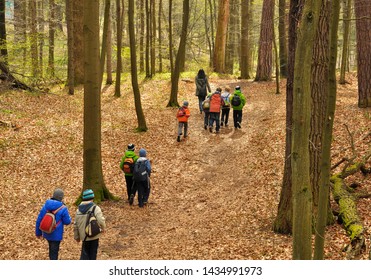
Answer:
[{"left": 0, "top": 0, "right": 370, "bottom": 261}]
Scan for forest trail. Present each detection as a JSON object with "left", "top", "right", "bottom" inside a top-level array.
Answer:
[{"left": 0, "top": 76, "right": 369, "bottom": 260}]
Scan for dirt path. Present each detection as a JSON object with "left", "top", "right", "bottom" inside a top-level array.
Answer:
[{"left": 95, "top": 80, "right": 293, "bottom": 259}]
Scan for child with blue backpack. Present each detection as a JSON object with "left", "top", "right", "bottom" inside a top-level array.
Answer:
[{"left": 221, "top": 86, "right": 231, "bottom": 127}]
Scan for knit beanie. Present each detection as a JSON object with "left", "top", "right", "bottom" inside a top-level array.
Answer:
[
  {"left": 82, "top": 189, "right": 95, "bottom": 201},
  {"left": 139, "top": 148, "right": 147, "bottom": 157},
  {"left": 52, "top": 188, "right": 64, "bottom": 201},
  {"left": 183, "top": 101, "right": 189, "bottom": 107},
  {"left": 127, "top": 143, "right": 135, "bottom": 151}
]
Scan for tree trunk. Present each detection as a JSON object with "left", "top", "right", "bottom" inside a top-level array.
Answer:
[
  {"left": 273, "top": 0, "right": 304, "bottom": 235},
  {"left": 339, "top": 0, "right": 351, "bottom": 84},
  {"left": 292, "top": 0, "right": 321, "bottom": 260},
  {"left": 37, "top": 0, "right": 44, "bottom": 77},
  {"left": 83, "top": 0, "right": 113, "bottom": 203},
  {"left": 48, "top": 0, "right": 56, "bottom": 77},
  {"left": 29, "top": 0, "right": 39, "bottom": 78},
  {"left": 115, "top": 0, "right": 122, "bottom": 97},
  {"left": 106, "top": 7, "right": 113, "bottom": 85},
  {"left": 278, "top": 0, "right": 288, "bottom": 77},
  {"left": 128, "top": 0, "right": 148, "bottom": 131},
  {"left": 150, "top": 0, "right": 156, "bottom": 75},
  {"left": 240, "top": 0, "right": 250, "bottom": 79},
  {"left": 100, "top": 0, "right": 111, "bottom": 90},
  {"left": 310, "top": 0, "right": 330, "bottom": 225},
  {"left": 145, "top": 0, "right": 151, "bottom": 78},
  {"left": 139, "top": 0, "right": 145, "bottom": 72},
  {"left": 313, "top": 0, "right": 340, "bottom": 260},
  {"left": 73, "top": 1, "right": 84, "bottom": 85},
  {"left": 168, "top": 0, "right": 189, "bottom": 107},
  {"left": 225, "top": 0, "right": 238, "bottom": 74},
  {"left": 158, "top": 0, "right": 163, "bottom": 73},
  {"left": 213, "top": 0, "right": 229, "bottom": 73},
  {"left": 0, "top": 0, "right": 8, "bottom": 62},
  {"left": 354, "top": 0, "right": 371, "bottom": 108},
  {"left": 66, "top": 0, "right": 74, "bottom": 95},
  {"left": 255, "top": 0, "right": 274, "bottom": 81}
]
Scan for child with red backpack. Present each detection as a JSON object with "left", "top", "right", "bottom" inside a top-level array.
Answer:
[
  {"left": 35, "top": 188, "right": 71, "bottom": 260},
  {"left": 176, "top": 101, "right": 191, "bottom": 142}
]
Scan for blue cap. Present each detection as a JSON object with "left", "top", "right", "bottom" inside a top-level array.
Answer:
[
  {"left": 139, "top": 148, "right": 147, "bottom": 157},
  {"left": 82, "top": 189, "right": 94, "bottom": 201}
]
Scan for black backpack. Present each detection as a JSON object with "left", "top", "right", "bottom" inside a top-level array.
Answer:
[
  {"left": 133, "top": 160, "right": 148, "bottom": 182},
  {"left": 231, "top": 94, "right": 241, "bottom": 106}
]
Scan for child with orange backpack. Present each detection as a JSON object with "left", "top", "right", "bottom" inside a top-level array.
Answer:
[{"left": 176, "top": 101, "right": 191, "bottom": 142}]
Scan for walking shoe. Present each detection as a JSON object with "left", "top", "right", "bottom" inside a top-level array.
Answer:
[
  {"left": 177, "top": 135, "right": 181, "bottom": 142},
  {"left": 129, "top": 194, "right": 134, "bottom": 205},
  {"left": 204, "top": 125, "right": 207, "bottom": 130},
  {"left": 209, "top": 127, "right": 213, "bottom": 133},
  {"left": 221, "top": 122, "right": 224, "bottom": 127}
]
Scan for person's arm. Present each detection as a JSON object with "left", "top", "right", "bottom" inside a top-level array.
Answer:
[{"left": 206, "top": 77, "right": 211, "bottom": 92}]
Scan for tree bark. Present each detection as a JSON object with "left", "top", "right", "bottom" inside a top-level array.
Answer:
[
  {"left": 292, "top": 0, "right": 321, "bottom": 260},
  {"left": 83, "top": 0, "right": 114, "bottom": 203},
  {"left": 354, "top": 0, "right": 371, "bottom": 108},
  {"left": 213, "top": 0, "right": 229, "bottom": 73},
  {"left": 168, "top": 0, "right": 189, "bottom": 107},
  {"left": 128, "top": 0, "right": 148, "bottom": 131}
]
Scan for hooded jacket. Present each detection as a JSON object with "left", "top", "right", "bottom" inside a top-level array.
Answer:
[
  {"left": 35, "top": 198, "right": 72, "bottom": 241},
  {"left": 230, "top": 89, "right": 246, "bottom": 110},
  {"left": 73, "top": 201, "right": 106, "bottom": 241}
]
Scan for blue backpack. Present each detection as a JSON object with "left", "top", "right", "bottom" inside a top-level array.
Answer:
[{"left": 133, "top": 160, "right": 148, "bottom": 182}]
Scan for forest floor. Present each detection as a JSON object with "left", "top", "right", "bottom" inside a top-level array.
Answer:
[{"left": 0, "top": 73, "right": 370, "bottom": 260}]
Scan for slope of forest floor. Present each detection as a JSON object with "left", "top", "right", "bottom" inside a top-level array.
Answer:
[{"left": 0, "top": 74, "right": 370, "bottom": 260}]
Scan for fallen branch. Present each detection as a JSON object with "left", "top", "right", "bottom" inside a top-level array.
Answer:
[{"left": 330, "top": 152, "right": 370, "bottom": 259}]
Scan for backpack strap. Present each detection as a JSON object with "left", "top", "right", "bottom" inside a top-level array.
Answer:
[
  {"left": 52, "top": 205, "right": 65, "bottom": 228},
  {"left": 83, "top": 205, "right": 97, "bottom": 242}
]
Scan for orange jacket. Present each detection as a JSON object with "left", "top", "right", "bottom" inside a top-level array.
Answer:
[{"left": 176, "top": 106, "right": 191, "bottom": 122}]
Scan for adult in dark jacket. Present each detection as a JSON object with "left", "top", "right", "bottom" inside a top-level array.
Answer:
[
  {"left": 195, "top": 69, "right": 211, "bottom": 113},
  {"left": 35, "top": 188, "right": 72, "bottom": 260},
  {"left": 134, "top": 148, "right": 152, "bottom": 208}
]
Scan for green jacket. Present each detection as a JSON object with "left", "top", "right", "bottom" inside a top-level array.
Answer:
[
  {"left": 119, "top": 150, "right": 139, "bottom": 176},
  {"left": 230, "top": 90, "right": 246, "bottom": 110}
]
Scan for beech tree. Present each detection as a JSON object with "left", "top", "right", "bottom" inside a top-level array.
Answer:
[
  {"left": 213, "top": 0, "right": 229, "bottom": 73},
  {"left": 354, "top": 0, "right": 371, "bottom": 108},
  {"left": 82, "top": 0, "right": 113, "bottom": 202}
]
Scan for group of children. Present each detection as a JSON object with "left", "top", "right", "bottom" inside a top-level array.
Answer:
[{"left": 176, "top": 84, "right": 247, "bottom": 140}]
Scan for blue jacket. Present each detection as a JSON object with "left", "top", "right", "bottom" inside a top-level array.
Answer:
[{"left": 35, "top": 198, "right": 72, "bottom": 241}]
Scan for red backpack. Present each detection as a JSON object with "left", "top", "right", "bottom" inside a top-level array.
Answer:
[{"left": 39, "top": 205, "right": 65, "bottom": 234}]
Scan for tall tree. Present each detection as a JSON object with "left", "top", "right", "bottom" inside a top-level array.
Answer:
[
  {"left": 339, "top": 0, "right": 351, "bottom": 84},
  {"left": 73, "top": 1, "right": 84, "bottom": 85},
  {"left": 314, "top": 0, "right": 340, "bottom": 259},
  {"left": 273, "top": 0, "right": 304, "bottom": 235},
  {"left": 354, "top": 0, "right": 371, "bottom": 108},
  {"left": 66, "top": 0, "right": 75, "bottom": 95},
  {"left": 168, "top": 0, "right": 174, "bottom": 72},
  {"left": 29, "top": 0, "right": 39, "bottom": 78},
  {"left": 158, "top": 0, "right": 163, "bottom": 73},
  {"left": 150, "top": 0, "right": 156, "bottom": 75},
  {"left": 278, "top": 0, "right": 288, "bottom": 77},
  {"left": 226, "top": 0, "right": 238, "bottom": 74},
  {"left": 83, "top": 0, "right": 112, "bottom": 201},
  {"left": 0, "top": 0, "right": 7, "bottom": 62},
  {"left": 240, "top": 0, "right": 250, "bottom": 79},
  {"left": 100, "top": 0, "right": 111, "bottom": 89},
  {"left": 255, "top": 0, "right": 274, "bottom": 81},
  {"left": 309, "top": 0, "right": 331, "bottom": 225},
  {"left": 106, "top": 4, "right": 113, "bottom": 85},
  {"left": 115, "top": 0, "right": 123, "bottom": 97},
  {"left": 213, "top": 0, "right": 230, "bottom": 73},
  {"left": 48, "top": 0, "right": 56, "bottom": 76},
  {"left": 167, "top": 0, "right": 190, "bottom": 107},
  {"left": 292, "top": 0, "right": 321, "bottom": 259},
  {"left": 128, "top": 0, "right": 148, "bottom": 131}
]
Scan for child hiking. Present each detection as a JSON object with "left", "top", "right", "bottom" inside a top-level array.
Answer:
[
  {"left": 120, "top": 144, "right": 139, "bottom": 204},
  {"left": 230, "top": 86, "right": 246, "bottom": 129},
  {"left": 35, "top": 188, "right": 72, "bottom": 260},
  {"left": 176, "top": 101, "right": 191, "bottom": 142},
  {"left": 133, "top": 148, "right": 152, "bottom": 208},
  {"left": 221, "top": 86, "right": 231, "bottom": 127}
]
